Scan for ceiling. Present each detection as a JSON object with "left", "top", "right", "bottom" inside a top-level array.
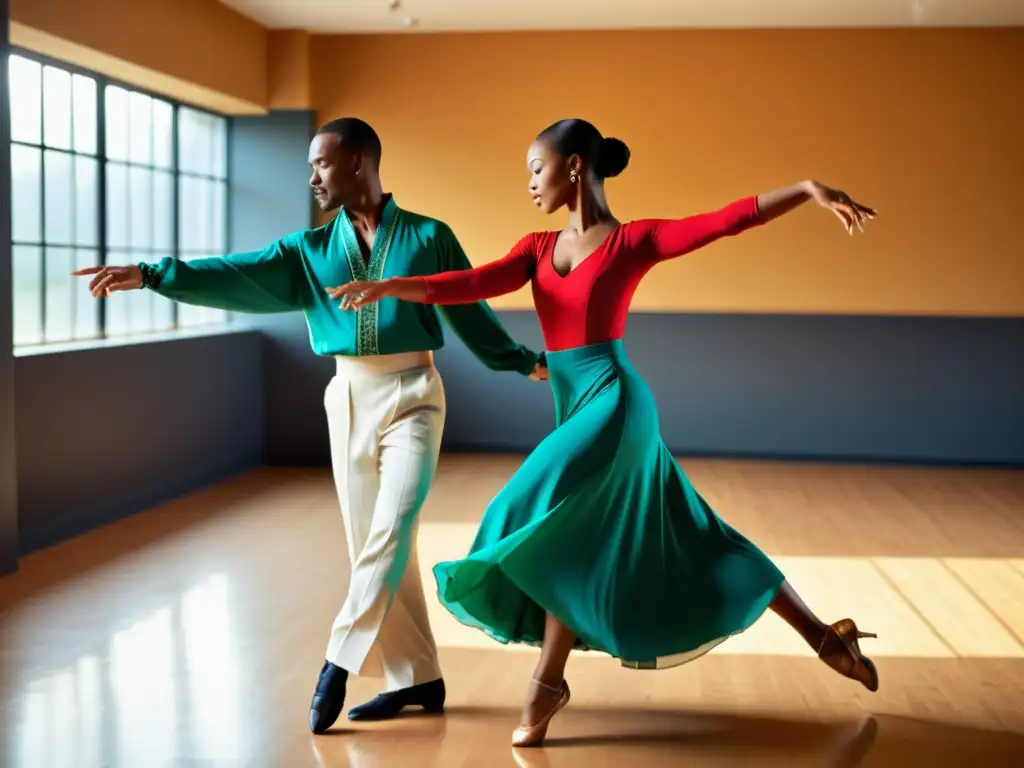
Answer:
[{"left": 218, "top": 0, "right": 1024, "bottom": 34}]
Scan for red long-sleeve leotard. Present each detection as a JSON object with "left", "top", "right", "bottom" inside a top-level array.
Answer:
[{"left": 422, "top": 196, "right": 762, "bottom": 352}]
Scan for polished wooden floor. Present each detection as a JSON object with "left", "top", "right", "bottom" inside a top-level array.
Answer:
[{"left": 3, "top": 456, "right": 1024, "bottom": 767}]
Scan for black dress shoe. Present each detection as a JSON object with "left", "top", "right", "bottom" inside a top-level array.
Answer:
[
  {"left": 347, "top": 678, "right": 446, "bottom": 721},
  {"left": 309, "top": 661, "right": 349, "bottom": 734}
]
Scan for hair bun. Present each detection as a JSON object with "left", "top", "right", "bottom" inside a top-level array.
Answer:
[{"left": 595, "top": 137, "right": 630, "bottom": 179}]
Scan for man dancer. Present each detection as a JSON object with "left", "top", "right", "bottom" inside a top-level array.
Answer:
[{"left": 73, "top": 118, "right": 546, "bottom": 734}]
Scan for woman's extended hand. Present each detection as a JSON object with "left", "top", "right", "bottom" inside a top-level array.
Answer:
[
  {"left": 805, "top": 181, "right": 876, "bottom": 235},
  {"left": 326, "top": 280, "right": 391, "bottom": 311},
  {"left": 326, "top": 278, "right": 428, "bottom": 311}
]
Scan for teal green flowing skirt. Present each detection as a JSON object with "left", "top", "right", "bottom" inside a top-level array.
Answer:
[{"left": 433, "top": 340, "right": 785, "bottom": 670}]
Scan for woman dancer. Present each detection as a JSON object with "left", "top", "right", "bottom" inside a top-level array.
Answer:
[{"left": 328, "top": 119, "right": 879, "bottom": 748}]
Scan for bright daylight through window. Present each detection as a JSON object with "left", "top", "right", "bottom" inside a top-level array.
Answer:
[{"left": 8, "top": 51, "right": 229, "bottom": 348}]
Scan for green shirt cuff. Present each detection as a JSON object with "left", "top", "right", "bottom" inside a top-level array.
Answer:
[
  {"left": 139, "top": 260, "right": 168, "bottom": 291},
  {"left": 518, "top": 348, "right": 542, "bottom": 376}
]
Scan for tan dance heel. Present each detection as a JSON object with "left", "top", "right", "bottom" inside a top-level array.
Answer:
[
  {"left": 511, "top": 678, "right": 571, "bottom": 748},
  {"left": 818, "top": 618, "right": 880, "bottom": 692}
]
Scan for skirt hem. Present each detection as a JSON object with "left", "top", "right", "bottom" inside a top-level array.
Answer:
[{"left": 434, "top": 558, "right": 784, "bottom": 672}]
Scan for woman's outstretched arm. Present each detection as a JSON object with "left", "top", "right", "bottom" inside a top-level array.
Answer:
[
  {"left": 757, "top": 180, "right": 875, "bottom": 232},
  {"left": 638, "top": 181, "right": 875, "bottom": 262},
  {"left": 327, "top": 233, "right": 538, "bottom": 310}
]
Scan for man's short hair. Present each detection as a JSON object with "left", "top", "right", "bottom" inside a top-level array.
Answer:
[{"left": 317, "top": 117, "right": 382, "bottom": 166}]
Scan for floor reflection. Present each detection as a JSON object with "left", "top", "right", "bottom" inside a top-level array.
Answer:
[
  {"left": 181, "top": 574, "right": 241, "bottom": 761},
  {"left": 10, "top": 573, "right": 240, "bottom": 768}
]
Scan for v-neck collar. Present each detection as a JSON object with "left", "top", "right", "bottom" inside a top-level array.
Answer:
[
  {"left": 548, "top": 225, "right": 619, "bottom": 279},
  {"left": 337, "top": 194, "right": 401, "bottom": 282},
  {"left": 336, "top": 194, "right": 402, "bottom": 357}
]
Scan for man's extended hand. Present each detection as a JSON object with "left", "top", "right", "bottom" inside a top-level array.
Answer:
[{"left": 71, "top": 265, "right": 143, "bottom": 297}]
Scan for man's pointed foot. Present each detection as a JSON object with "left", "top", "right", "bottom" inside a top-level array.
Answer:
[{"left": 347, "top": 678, "right": 445, "bottom": 722}]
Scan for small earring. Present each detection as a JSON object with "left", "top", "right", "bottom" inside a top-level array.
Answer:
[{"left": 570, "top": 171, "right": 577, "bottom": 183}]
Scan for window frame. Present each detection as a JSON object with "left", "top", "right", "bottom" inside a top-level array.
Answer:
[{"left": 8, "top": 46, "right": 232, "bottom": 349}]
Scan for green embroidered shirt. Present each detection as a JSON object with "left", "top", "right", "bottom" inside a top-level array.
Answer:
[{"left": 138, "top": 195, "right": 539, "bottom": 375}]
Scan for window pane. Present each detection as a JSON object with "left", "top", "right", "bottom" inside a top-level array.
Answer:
[
  {"left": 151, "top": 260, "right": 175, "bottom": 331},
  {"left": 177, "top": 255, "right": 201, "bottom": 327},
  {"left": 128, "top": 291, "right": 155, "bottom": 335},
  {"left": 45, "top": 247, "right": 75, "bottom": 342},
  {"left": 197, "top": 178, "right": 216, "bottom": 252},
  {"left": 179, "top": 306, "right": 227, "bottom": 329},
  {"left": 177, "top": 108, "right": 196, "bottom": 174},
  {"left": 178, "top": 304, "right": 205, "bottom": 328},
  {"left": 44, "top": 150, "right": 74, "bottom": 244},
  {"left": 72, "top": 74, "right": 98, "bottom": 155},
  {"left": 43, "top": 66, "right": 73, "bottom": 150},
  {"left": 9, "top": 55, "right": 42, "bottom": 144},
  {"left": 177, "top": 176, "right": 189, "bottom": 251},
  {"left": 129, "top": 91, "right": 153, "bottom": 166},
  {"left": 13, "top": 246, "right": 43, "bottom": 346},
  {"left": 75, "top": 156, "right": 99, "bottom": 247},
  {"left": 179, "top": 177, "right": 226, "bottom": 258},
  {"left": 212, "top": 117, "right": 227, "bottom": 179},
  {"left": 11, "top": 145, "right": 42, "bottom": 243},
  {"left": 177, "top": 305, "right": 200, "bottom": 328},
  {"left": 126, "top": 262, "right": 155, "bottom": 335},
  {"left": 74, "top": 250, "right": 101, "bottom": 340},
  {"left": 105, "top": 293, "right": 129, "bottom": 337},
  {"left": 129, "top": 167, "right": 153, "bottom": 250},
  {"left": 106, "top": 163, "right": 129, "bottom": 249},
  {"left": 152, "top": 100, "right": 173, "bottom": 169},
  {"left": 178, "top": 175, "right": 203, "bottom": 252},
  {"left": 178, "top": 107, "right": 211, "bottom": 175},
  {"left": 105, "top": 86, "right": 129, "bottom": 162},
  {"left": 153, "top": 170, "right": 174, "bottom": 251},
  {"left": 211, "top": 180, "right": 226, "bottom": 252}
]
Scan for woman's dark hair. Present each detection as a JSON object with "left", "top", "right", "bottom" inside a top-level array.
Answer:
[{"left": 536, "top": 119, "right": 631, "bottom": 180}]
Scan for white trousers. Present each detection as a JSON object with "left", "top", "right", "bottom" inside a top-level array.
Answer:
[{"left": 323, "top": 350, "right": 446, "bottom": 692}]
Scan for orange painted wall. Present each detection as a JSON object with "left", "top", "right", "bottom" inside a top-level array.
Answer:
[
  {"left": 267, "top": 30, "right": 311, "bottom": 111},
  {"left": 10, "top": 0, "right": 268, "bottom": 113},
  {"left": 311, "top": 29, "right": 1024, "bottom": 316}
]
